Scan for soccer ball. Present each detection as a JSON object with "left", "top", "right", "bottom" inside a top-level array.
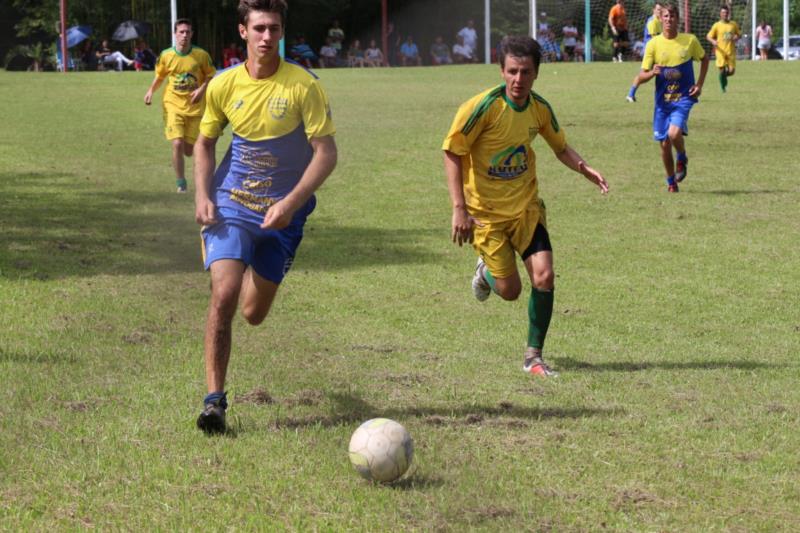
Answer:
[{"left": 348, "top": 418, "right": 414, "bottom": 483}]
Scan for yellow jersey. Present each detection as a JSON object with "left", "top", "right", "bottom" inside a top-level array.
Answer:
[
  {"left": 442, "top": 86, "right": 567, "bottom": 222},
  {"left": 707, "top": 20, "right": 741, "bottom": 59},
  {"left": 154, "top": 46, "right": 216, "bottom": 116}
]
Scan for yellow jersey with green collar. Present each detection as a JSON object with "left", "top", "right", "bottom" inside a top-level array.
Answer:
[
  {"left": 442, "top": 85, "right": 567, "bottom": 222},
  {"left": 642, "top": 33, "right": 705, "bottom": 106},
  {"left": 199, "top": 60, "right": 335, "bottom": 225},
  {"left": 707, "top": 20, "right": 741, "bottom": 60},
  {"left": 155, "top": 46, "right": 215, "bottom": 116}
]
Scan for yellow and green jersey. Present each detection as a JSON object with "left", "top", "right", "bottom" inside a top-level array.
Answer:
[
  {"left": 442, "top": 85, "right": 567, "bottom": 222},
  {"left": 707, "top": 20, "right": 741, "bottom": 60},
  {"left": 154, "top": 46, "right": 216, "bottom": 116}
]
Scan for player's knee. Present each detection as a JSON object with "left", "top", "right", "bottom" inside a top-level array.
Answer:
[
  {"left": 533, "top": 269, "right": 555, "bottom": 290},
  {"left": 184, "top": 143, "right": 194, "bottom": 157},
  {"left": 667, "top": 129, "right": 682, "bottom": 142},
  {"left": 172, "top": 139, "right": 185, "bottom": 151},
  {"left": 241, "top": 305, "right": 269, "bottom": 326},
  {"left": 209, "top": 285, "right": 239, "bottom": 317}
]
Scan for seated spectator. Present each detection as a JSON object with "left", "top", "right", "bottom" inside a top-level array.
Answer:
[
  {"left": 134, "top": 40, "right": 157, "bottom": 71},
  {"left": 364, "top": 39, "right": 384, "bottom": 67},
  {"left": 79, "top": 40, "right": 98, "bottom": 71},
  {"left": 222, "top": 42, "right": 244, "bottom": 68},
  {"left": 632, "top": 39, "right": 645, "bottom": 60},
  {"left": 430, "top": 35, "right": 453, "bottom": 65},
  {"left": 562, "top": 19, "right": 579, "bottom": 62},
  {"left": 319, "top": 37, "right": 339, "bottom": 68},
  {"left": 452, "top": 35, "right": 476, "bottom": 63},
  {"left": 96, "top": 39, "right": 134, "bottom": 71},
  {"left": 399, "top": 35, "right": 422, "bottom": 66},
  {"left": 539, "top": 30, "right": 561, "bottom": 62},
  {"left": 289, "top": 35, "right": 317, "bottom": 68},
  {"left": 347, "top": 39, "right": 367, "bottom": 67}
]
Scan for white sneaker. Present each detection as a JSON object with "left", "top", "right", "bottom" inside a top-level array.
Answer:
[
  {"left": 626, "top": 95, "right": 636, "bottom": 103},
  {"left": 471, "top": 257, "right": 491, "bottom": 302}
]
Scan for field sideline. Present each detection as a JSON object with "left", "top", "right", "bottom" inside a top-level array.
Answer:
[{"left": 1, "top": 62, "right": 799, "bottom": 530}]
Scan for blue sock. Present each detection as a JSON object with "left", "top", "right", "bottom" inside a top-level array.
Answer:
[
  {"left": 628, "top": 86, "right": 637, "bottom": 98},
  {"left": 666, "top": 175, "right": 676, "bottom": 186},
  {"left": 204, "top": 391, "right": 228, "bottom": 409},
  {"left": 676, "top": 151, "right": 687, "bottom": 163}
]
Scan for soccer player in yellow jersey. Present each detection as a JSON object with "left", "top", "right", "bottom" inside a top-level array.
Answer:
[
  {"left": 193, "top": 0, "right": 337, "bottom": 433},
  {"left": 443, "top": 36, "right": 609, "bottom": 378},
  {"left": 634, "top": 4, "right": 708, "bottom": 192},
  {"left": 706, "top": 5, "right": 741, "bottom": 92},
  {"left": 144, "top": 19, "right": 215, "bottom": 192}
]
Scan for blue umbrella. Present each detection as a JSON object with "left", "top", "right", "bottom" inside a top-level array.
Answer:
[
  {"left": 65, "top": 25, "right": 92, "bottom": 49},
  {"left": 112, "top": 20, "right": 151, "bottom": 42}
]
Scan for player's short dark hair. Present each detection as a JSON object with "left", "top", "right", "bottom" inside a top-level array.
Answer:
[
  {"left": 498, "top": 35, "right": 542, "bottom": 71},
  {"left": 174, "top": 18, "right": 192, "bottom": 31},
  {"left": 238, "top": 0, "right": 288, "bottom": 27},
  {"left": 662, "top": 3, "right": 679, "bottom": 17},
  {"left": 720, "top": 4, "right": 730, "bottom": 12}
]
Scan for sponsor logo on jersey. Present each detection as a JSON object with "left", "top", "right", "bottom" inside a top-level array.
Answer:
[{"left": 488, "top": 145, "right": 528, "bottom": 179}]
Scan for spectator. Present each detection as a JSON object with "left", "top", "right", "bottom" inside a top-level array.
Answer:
[
  {"left": 430, "top": 35, "right": 453, "bottom": 65},
  {"left": 319, "top": 37, "right": 339, "bottom": 68},
  {"left": 79, "top": 40, "right": 97, "bottom": 71},
  {"left": 134, "top": 40, "right": 157, "bottom": 71},
  {"left": 539, "top": 30, "right": 561, "bottom": 63},
  {"left": 96, "top": 39, "right": 134, "bottom": 71},
  {"left": 562, "top": 19, "right": 579, "bottom": 61},
  {"left": 632, "top": 38, "right": 645, "bottom": 60},
  {"left": 364, "top": 39, "right": 384, "bottom": 67},
  {"left": 327, "top": 20, "right": 345, "bottom": 54},
  {"left": 457, "top": 19, "right": 478, "bottom": 60},
  {"left": 538, "top": 12, "right": 550, "bottom": 35},
  {"left": 289, "top": 35, "right": 318, "bottom": 68},
  {"left": 222, "top": 42, "right": 244, "bottom": 68},
  {"left": 347, "top": 39, "right": 366, "bottom": 67},
  {"left": 755, "top": 20, "right": 773, "bottom": 61},
  {"left": 453, "top": 35, "right": 476, "bottom": 64},
  {"left": 399, "top": 35, "right": 422, "bottom": 66}
]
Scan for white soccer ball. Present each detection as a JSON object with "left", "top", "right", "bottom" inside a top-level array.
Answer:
[{"left": 348, "top": 418, "right": 414, "bottom": 483}]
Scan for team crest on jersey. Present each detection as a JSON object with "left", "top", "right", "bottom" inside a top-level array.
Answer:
[
  {"left": 268, "top": 97, "right": 289, "bottom": 120},
  {"left": 488, "top": 145, "right": 528, "bottom": 179}
]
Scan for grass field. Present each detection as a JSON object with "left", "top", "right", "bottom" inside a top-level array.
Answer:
[{"left": 1, "top": 61, "right": 799, "bottom": 530}]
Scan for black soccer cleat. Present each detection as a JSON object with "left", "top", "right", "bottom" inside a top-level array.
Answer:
[{"left": 197, "top": 400, "right": 226, "bottom": 434}]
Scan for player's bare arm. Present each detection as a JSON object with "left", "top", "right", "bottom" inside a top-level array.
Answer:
[
  {"left": 144, "top": 77, "right": 165, "bottom": 105},
  {"left": 443, "top": 150, "right": 482, "bottom": 246},
  {"left": 555, "top": 145, "right": 609, "bottom": 194},
  {"left": 193, "top": 134, "right": 219, "bottom": 225},
  {"left": 261, "top": 135, "right": 337, "bottom": 230},
  {"left": 635, "top": 64, "right": 661, "bottom": 86},
  {"left": 190, "top": 80, "right": 210, "bottom": 105},
  {"left": 689, "top": 56, "right": 710, "bottom": 97}
]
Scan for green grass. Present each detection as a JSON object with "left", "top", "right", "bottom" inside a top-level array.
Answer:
[{"left": 1, "top": 62, "right": 799, "bottom": 530}]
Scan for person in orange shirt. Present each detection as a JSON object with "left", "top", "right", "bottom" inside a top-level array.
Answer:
[{"left": 608, "top": 0, "right": 630, "bottom": 62}]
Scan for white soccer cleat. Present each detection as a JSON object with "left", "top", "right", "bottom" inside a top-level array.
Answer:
[
  {"left": 626, "top": 95, "right": 636, "bottom": 103},
  {"left": 471, "top": 257, "right": 491, "bottom": 302}
]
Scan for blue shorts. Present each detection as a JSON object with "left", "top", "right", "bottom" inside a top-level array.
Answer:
[
  {"left": 652, "top": 100, "right": 695, "bottom": 141},
  {"left": 201, "top": 198, "right": 316, "bottom": 284}
]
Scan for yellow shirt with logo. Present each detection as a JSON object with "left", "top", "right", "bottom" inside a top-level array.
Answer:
[
  {"left": 707, "top": 20, "right": 741, "bottom": 60},
  {"left": 442, "top": 85, "right": 566, "bottom": 223},
  {"left": 155, "top": 46, "right": 216, "bottom": 117}
]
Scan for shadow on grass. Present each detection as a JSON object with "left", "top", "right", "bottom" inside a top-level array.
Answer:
[
  {"left": 556, "top": 357, "right": 782, "bottom": 372},
  {"left": 0, "top": 172, "right": 439, "bottom": 279},
  {"left": 693, "top": 189, "right": 792, "bottom": 196},
  {"left": 250, "top": 391, "right": 622, "bottom": 432}
]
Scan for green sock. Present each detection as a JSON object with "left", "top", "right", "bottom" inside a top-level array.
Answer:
[
  {"left": 483, "top": 265, "right": 498, "bottom": 294},
  {"left": 527, "top": 288, "right": 554, "bottom": 349},
  {"left": 719, "top": 71, "right": 727, "bottom": 92}
]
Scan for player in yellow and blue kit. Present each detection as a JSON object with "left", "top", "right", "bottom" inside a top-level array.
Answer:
[
  {"left": 627, "top": 1, "right": 663, "bottom": 102},
  {"left": 706, "top": 5, "right": 741, "bottom": 93},
  {"left": 193, "top": 0, "right": 337, "bottom": 433},
  {"left": 443, "top": 36, "right": 608, "bottom": 378},
  {"left": 634, "top": 4, "right": 708, "bottom": 192},
  {"left": 144, "top": 19, "right": 215, "bottom": 192}
]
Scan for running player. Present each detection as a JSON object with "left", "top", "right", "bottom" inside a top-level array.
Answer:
[
  {"left": 193, "top": 0, "right": 337, "bottom": 433},
  {"left": 633, "top": 4, "right": 709, "bottom": 192},
  {"left": 442, "top": 35, "right": 609, "bottom": 378},
  {"left": 627, "top": 1, "right": 663, "bottom": 102},
  {"left": 144, "top": 19, "right": 215, "bottom": 193},
  {"left": 706, "top": 5, "right": 741, "bottom": 93}
]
